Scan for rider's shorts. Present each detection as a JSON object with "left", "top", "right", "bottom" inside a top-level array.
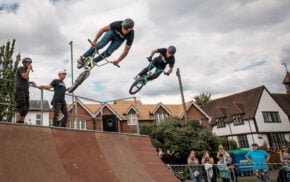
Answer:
[{"left": 15, "top": 90, "right": 30, "bottom": 117}]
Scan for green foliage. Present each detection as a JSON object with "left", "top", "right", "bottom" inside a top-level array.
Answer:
[
  {"left": 148, "top": 117, "right": 229, "bottom": 164},
  {"left": 194, "top": 92, "right": 211, "bottom": 108},
  {"left": 218, "top": 137, "right": 238, "bottom": 151},
  {"left": 0, "top": 39, "right": 20, "bottom": 122},
  {"left": 140, "top": 122, "right": 156, "bottom": 135}
]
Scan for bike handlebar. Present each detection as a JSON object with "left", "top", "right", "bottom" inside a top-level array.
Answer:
[{"left": 87, "top": 39, "right": 120, "bottom": 68}]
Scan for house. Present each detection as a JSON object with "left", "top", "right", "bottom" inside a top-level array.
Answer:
[
  {"left": 23, "top": 100, "right": 50, "bottom": 126},
  {"left": 61, "top": 99, "right": 211, "bottom": 133},
  {"left": 204, "top": 83, "right": 290, "bottom": 150}
]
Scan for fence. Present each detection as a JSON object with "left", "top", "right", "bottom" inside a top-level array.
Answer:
[
  {"left": 0, "top": 77, "right": 140, "bottom": 134},
  {"left": 168, "top": 163, "right": 290, "bottom": 182}
]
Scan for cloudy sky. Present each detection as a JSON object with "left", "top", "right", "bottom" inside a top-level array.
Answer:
[{"left": 1, "top": 0, "right": 290, "bottom": 104}]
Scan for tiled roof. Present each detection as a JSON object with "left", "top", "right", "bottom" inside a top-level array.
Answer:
[
  {"left": 204, "top": 86, "right": 265, "bottom": 125},
  {"left": 67, "top": 99, "right": 208, "bottom": 121},
  {"left": 30, "top": 100, "right": 50, "bottom": 112},
  {"left": 271, "top": 93, "right": 290, "bottom": 116}
]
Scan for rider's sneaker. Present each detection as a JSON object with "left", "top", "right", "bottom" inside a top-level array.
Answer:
[{"left": 77, "top": 56, "right": 86, "bottom": 69}]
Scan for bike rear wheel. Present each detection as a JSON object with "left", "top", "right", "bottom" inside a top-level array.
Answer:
[
  {"left": 129, "top": 78, "right": 145, "bottom": 94},
  {"left": 68, "top": 71, "right": 90, "bottom": 93}
]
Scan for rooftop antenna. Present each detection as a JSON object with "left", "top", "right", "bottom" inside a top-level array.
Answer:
[{"left": 282, "top": 63, "right": 288, "bottom": 72}]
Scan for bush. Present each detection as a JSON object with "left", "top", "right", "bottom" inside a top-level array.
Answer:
[{"left": 148, "top": 117, "right": 226, "bottom": 164}]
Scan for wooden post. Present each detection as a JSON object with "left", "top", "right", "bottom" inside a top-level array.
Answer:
[{"left": 176, "top": 68, "right": 188, "bottom": 122}]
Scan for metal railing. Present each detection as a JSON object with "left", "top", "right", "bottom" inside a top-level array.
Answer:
[
  {"left": 0, "top": 77, "right": 140, "bottom": 134},
  {"left": 168, "top": 163, "right": 290, "bottom": 182}
]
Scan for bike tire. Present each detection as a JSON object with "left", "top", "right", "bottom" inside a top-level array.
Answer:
[
  {"left": 129, "top": 78, "right": 145, "bottom": 95},
  {"left": 68, "top": 71, "right": 90, "bottom": 93}
]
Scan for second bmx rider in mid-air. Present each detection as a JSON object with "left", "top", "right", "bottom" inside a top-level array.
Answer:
[
  {"left": 135, "top": 46, "right": 176, "bottom": 81},
  {"left": 77, "top": 18, "right": 135, "bottom": 68}
]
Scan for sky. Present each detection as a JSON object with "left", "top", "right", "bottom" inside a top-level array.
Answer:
[{"left": 0, "top": 0, "right": 290, "bottom": 104}]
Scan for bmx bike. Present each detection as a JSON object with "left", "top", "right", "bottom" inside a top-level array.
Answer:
[{"left": 68, "top": 39, "right": 120, "bottom": 93}]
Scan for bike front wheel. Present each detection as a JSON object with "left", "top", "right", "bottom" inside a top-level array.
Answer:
[
  {"left": 68, "top": 71, "right": 90, "bottom": 93},
  {"left": 129, "top": 79, "right": 146, "bottom": 95}
]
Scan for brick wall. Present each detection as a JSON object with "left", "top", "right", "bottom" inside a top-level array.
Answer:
[{"left": 183, "top": 104, "right": 210, "bottom": 126}]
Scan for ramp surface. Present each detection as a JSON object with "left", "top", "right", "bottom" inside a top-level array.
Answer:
[{"left": 0, "top": 123, "right": 178, "bottom": 182}]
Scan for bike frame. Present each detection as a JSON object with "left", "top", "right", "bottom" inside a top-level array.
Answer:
[
  {"left": 141, "top": 61, "right": 165, "bottom": 84},
  {"left": 83, "top": 39, "right": 120, "bottom": 71}
]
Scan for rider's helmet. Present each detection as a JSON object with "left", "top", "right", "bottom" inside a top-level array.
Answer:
[
  {"left": 22, "top": 57, "right": 32, "bottom": 64},
  {"left": 167, "top": 46, "right": 176, "bottom": 55},
  {"left": 58, "top": 69, "right": 67, "bottom": 75},
  {"left": 122, "top": 18, "right": 134, "bottom": 29}
]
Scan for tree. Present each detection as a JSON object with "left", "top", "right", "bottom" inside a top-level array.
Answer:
[
  {"left": 0, "top": 39, "right": 21, "bottom": 122},
  {"left": 194, "top": 92, "right": 211, "bottom": 108},
  {"left": 141, "top": 117, "right": 237, "bottom": 164}
]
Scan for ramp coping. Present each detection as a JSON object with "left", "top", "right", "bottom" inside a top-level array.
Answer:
[{"left": 0, "top": 121, "right": 148, "bottom": 137}]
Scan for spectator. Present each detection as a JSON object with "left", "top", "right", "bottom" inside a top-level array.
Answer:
[
  {"left": 217, "top": 155, "right": 230, "bottom": 182},
  {"left": 157, "top": 148, "right": 164, "bottom": 158},
  {"left": 187, "top": 150, "right": 201, "bottom": 182},
  {"left": 39, "top": 70, "right": 68, "bottom": 127},
  {"left": 245, "top": 143, "right": 270, "bottom": 181},
  {"left": 227, "top": 156, "right": 237, "bottom": 182},
  {"left": 277, "top": 145, "right": 290, "bottom": 182},
  {"left": 202, "top": 151, "right": 216, "bottom": 182},
  {"left": 15, "top": 58, "right": 36, "bottom": 123},
  {"left": 217, "top": 145, "right": 230, "bottom": 164}
]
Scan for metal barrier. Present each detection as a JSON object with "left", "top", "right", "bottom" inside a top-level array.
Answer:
[
  {"left": 0, "top": 77, "right": 140, "bottom": 134},
  {"left": 168, "top": 163, "right": 290, "bottom": 182}
]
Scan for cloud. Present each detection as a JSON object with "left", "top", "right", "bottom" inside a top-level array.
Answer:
[
  {"left": 234, "top": 59, "right": 266, "bottom": 72},
  {"left": 1, "top": 0, "right": 289, "bottom": 104}
]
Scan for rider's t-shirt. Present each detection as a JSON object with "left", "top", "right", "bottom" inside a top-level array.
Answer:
[
  {"left": 16, "top": 66, "right": 29, "bottom": 91},
  {"left": 246, "top": 150, "right": 269, "bottom": 170},
  {"left": 153, "top": 48, "right": 175, "bottom": 69},
  {"left": 50, "top": 79, "right": 66, "bottom": 104},
  {"left": 110, "top": 21, "right": 134, "bottom": 46}
]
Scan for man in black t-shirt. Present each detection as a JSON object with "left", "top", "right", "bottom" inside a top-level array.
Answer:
[
  {"left": 39, "top": 70, "right": 68, "bottom": 127},
  {"left": 136, "top": 46, "right": 176, "bottom": 81},
  {"left": 15, "top": 58, "right": 36, "bottom": 123},
  {"left": 77, "top": 18, "right": 135, "bottom": 69}
]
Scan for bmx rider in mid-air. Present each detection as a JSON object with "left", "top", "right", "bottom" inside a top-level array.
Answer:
[
  {"left": 77, "top": 18, "right": 135, "bottom": 68},
  {"left": 136, "top": 46, "right": 176, "bottom": 81}
]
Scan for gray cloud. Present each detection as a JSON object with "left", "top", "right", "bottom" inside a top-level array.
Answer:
[{"left": 1, "top": 0, "right": 289, "bottom": 104}]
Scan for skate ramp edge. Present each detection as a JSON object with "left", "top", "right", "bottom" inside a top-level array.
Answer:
[{"left": 0, "top": 123, "right": 178, "bottom": 182}]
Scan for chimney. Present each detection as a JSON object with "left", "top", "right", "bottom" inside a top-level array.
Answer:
[
  {"left": 282, "top": 71, "right": 290, "bottom": 94},
  {"left": 282, "top": 63, "right": 290, "bottom": 94}
]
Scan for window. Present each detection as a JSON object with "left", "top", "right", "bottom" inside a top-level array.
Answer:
[
  {"left": 233, "top": 114, "right": 244, "bottom": 125},
  {"left": 216, "top": 118, "right": 226, "bottom": 128},
  {"left": 36, "top": 113, "right": 42, "bottom": 125},
  {"left": 268, "top": 133, "right": 287, "bottom": 150},
  {"left": 70, "top": 120, "right": 86, "bottom": 130},
  {"left": 237, "top": 135, "right": 249, "bottom": 148},
  {"left": 262, "top": 112, "right": 281, "bottom": 123},
  {"left": 127, "top": 114, "right": 138, "bottom": 125},
  {"left": 155, "top": 113, "right": 168, "bottom": 124}
]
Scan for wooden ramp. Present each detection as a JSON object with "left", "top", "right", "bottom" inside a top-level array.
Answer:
[{"left": 0, "top": 123, "right": 178, "bottom": 182}]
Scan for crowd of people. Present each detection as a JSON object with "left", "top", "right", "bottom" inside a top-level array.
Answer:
[
  {"left": 158, "top": 143, "right": 290, "bottom": 182},
  {"left": 185, "top": 145, "right": 237, "bottom": 182}
]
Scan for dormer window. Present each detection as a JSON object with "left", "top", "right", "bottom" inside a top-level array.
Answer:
[
  {"left": 155, "top": 113, "right": 168, "bottom": 124},
  {"left": 233, "top": 114, "right": 244, "bottom": 125},
  {"left": 127, "top": 113, "right": 138, "bottom": 125},
  {"left": 216, "top": 117, "right": 226, "bottom": 128}
]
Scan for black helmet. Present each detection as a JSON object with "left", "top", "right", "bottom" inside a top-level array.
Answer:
[
  {"left": 122, "top": 18, "right": 134, "bottom": 29},
  {"left": 167, "top": 46, "right": 176, "bottom": 55},
  {"left": 22, "top": 57, "right": 32, "bottom": 64}
]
